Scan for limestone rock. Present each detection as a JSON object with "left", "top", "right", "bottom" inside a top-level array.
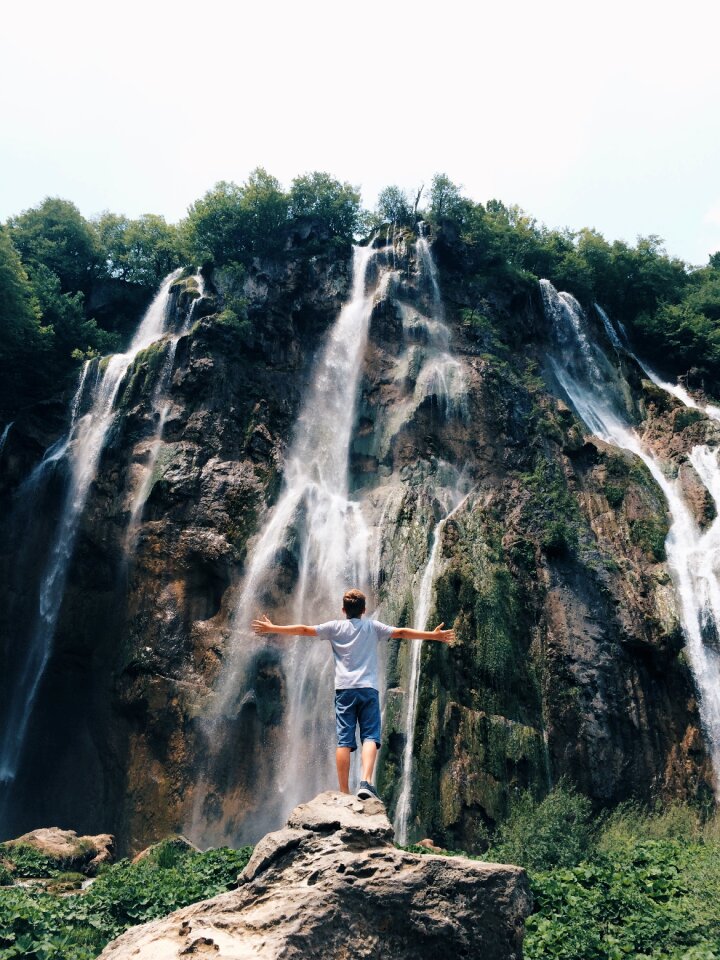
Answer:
[
  {"left": 131, "top": 835, "right": 201, "bottom": 864},
  {"left": 4, "top": 827, "right": 114, "bottom": 876},
  {"left": 99, "top": 791, "right": 531, "bottom": 959}
]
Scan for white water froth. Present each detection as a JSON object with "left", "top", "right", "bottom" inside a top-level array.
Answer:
[
  {"left": 0, "top": 270, "right": 181, "bottom": 786},
  {"left": 543, "top": 280, "right": 720, "bottom": 793}
]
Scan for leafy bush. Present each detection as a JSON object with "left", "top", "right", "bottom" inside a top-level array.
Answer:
[
  {"left": 0, "top": 842, "right": 252, "bottom": 959},
  {"left": 0, "top": 845, "right": 59, "bottom": 879},
  {"left": 486, "top": 783, "right": 594, "bottom": 871},
  {"left": 526, "top": 834, "right": 720, "bottom": 960}
]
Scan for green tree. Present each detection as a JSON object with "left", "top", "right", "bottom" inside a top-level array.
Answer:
[
  {"left": 96, "top": 212, "right": 181, "bottom": 286},
  {"left": 0, "top": 226, "right": 51, "bottom": 415},
  {"left": 289, "top": 172, "right": 362, "bottom": 243},
  {"left": 183, "top": 169, "right": 289, "bottom": 267},
  {"left": 428, "top": 173, "right": 467, "bottom": 222},
  {"left": 7, "top": 197, "right": 100, "bottom": 292},
  {"left": 376, "top": 185, "right": 413, "bottom": 226}
]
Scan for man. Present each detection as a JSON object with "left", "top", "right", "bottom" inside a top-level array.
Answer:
[{"left": 251, "top": 588, "right": 455, "bottom": 801}]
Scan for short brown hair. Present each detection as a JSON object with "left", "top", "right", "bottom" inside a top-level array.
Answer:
[{"left": 342, "top": 589, "right": 366, "bottom": 619}]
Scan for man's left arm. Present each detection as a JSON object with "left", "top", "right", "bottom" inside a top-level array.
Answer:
[{"left": 390, "top": 622, "right": 455, "bottom": 644}]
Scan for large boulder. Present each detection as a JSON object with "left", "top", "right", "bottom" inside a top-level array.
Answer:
[
  {"left": 3, "top": 827, "right": 114, "bottom": 876},
  {"left": 99, "top": 791, "right": 531, "bottom": 959}
]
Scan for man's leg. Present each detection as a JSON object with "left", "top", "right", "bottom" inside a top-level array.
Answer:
[
  {"left": 336, "top": 746, "right": 352, "bottom": 794},
  {"left": 361, "top": 739, "right": 378, "bottom": 783}
]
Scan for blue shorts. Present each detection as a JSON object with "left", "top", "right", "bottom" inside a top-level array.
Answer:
[{"left": 335, "top": 687, "right": 381, "bottom": 752}]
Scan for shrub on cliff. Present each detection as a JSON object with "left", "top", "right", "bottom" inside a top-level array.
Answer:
[{"left": 487, "top": 783, "right": 594, "bottom": 871}]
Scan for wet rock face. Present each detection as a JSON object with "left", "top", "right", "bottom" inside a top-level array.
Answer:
[
  {"left": 98, "top": 791, "right": 531, "bottom": 960},
  {"left": 0, "top": 228, "right": 713, "bottom": 853}
]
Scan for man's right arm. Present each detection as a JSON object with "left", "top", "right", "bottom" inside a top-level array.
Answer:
[{"left": 252, "top": 614, "right": 318, "bottom": 637}]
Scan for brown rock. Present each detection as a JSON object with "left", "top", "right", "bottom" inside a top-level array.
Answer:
[
  {"left": 417, "top": 837, "right": 445, "bottom": 853},
  {"left": 131, "top": 835, "right": 201, "bottom": 864},
  {"left": 98, "top": 791, "right": 531, "bottom": 959},
  {"left": 4, "top": 827, "right": 114, "bottom": 876}
]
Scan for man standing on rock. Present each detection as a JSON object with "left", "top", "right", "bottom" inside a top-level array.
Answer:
[{"left": 251, "top": 588, "right": 454, "bottom": 801}]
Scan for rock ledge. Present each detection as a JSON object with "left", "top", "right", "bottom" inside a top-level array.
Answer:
[{"left": 100, "top": 791, "right": 531, "bottom": 959}]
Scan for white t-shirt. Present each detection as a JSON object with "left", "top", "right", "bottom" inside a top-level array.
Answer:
[{"left": 314, "top": 618, "right": 395, "bottom": 690}]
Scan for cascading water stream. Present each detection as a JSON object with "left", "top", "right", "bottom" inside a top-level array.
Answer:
[
  {"left": 0, "top": 269, "right": 181, "bottom": 790},
  {"left": 0, "top": 422, "right": 13, "bottom": 459},
  {"left": 189, "top": 246, "right": 383, "bottom": 842},
  {"left": 394, "top": 485, "right": 471, "bottom": 844},
  {"left": 415, "top": 230, "right": 467, "bottom": 418},
  {"left": 594, "top": 303, "right": 720, "bottom": 424},
  {"left": 124, "top": 272, "right": 204, "bottom": 555},
  {"left": 542, "top": 280, "right": 720, "bottom": 791},
  {"left": 390, "top": 233, "right": 470, "bottom": 842}
]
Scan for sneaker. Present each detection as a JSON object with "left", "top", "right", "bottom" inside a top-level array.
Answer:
[{"left": 357, "top": 781, "right": 380, "bottom": 801}]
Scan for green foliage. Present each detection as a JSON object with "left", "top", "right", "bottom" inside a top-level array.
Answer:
[
  {"left": 7, "top": 198, "right": 100, "bottom": 293},
  {"left": 183, "top": 169, "right": 289, "bottom": 268},
  {"left": 486, "top": 783, "right": 594, "bottom": 871},
  {"left": 376, "top": 185, "right": 413, "bottom": 226},
  {"left": 289, "top": 172, "right": 362, "bottom": 244},
  {"left": 0, "top": 846, "right": 59, "bottom": 880},
  {"left": 630, "top": 516, "right": 668, "bottom": 562},
  {"left": 0, "top": 842, "right": 252, "bottom": 959},
  {"left": 522, "top": 456, "right": 581, "bottom": 557},
  {"left": 95, "top": 212, "right": 181, "bottom": 287},
  {"left": 428, "top": 173, "right": 467, "bottom": 222},
  {"left": 0, "top": 226, "right": 51, "bottom": 415}
]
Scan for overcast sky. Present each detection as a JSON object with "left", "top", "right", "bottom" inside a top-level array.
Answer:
[{"left": 1, "top": 0, "right": 719, "bottom": 265}]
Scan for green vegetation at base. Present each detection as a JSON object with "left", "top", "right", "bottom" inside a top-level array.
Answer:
[
  {"left": 402, "top": 785, "right": 720, "bottom": 960},
  {"left": 0, "top": 839, "right": 252, "bottom": 960}
]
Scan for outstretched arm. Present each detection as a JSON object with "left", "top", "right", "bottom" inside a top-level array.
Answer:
[
  {"left": 390, "top": 622, "right": 455, "bottom": 644},
  {"left": 251, "top": 614, "right": 318, "bottom": 638}
]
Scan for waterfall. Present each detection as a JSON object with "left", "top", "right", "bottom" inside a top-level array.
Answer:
[
  {"left": 0, "top": 270, "right": 181, "bottom": 790},
  {"left": 415, "top": 232, "right": 467, "bottom": 418},
  {"left": 189, "top": 246, "right": 383, "bottom": 843},
  {"left": 125, "top": 272, "right": 204, "bottom": 554},
  {"left": 542, "top": 280, "right": 720, "bottom": 793},
  {"left": 389, "top": 233, "right": 470, "bottom": 842},
  {"left": 0, "top": 422, "right": 13, "bottom": 460},
  {"left": 394, "top": 484, "right": 471, "bottom": 844}
]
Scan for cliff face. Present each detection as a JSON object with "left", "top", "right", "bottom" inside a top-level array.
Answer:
[{"left": 0, "top": 225, "right": 712, "bottom": 854}]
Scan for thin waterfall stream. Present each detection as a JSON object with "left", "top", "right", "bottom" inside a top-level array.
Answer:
[
  {"left": 394, "top": 485, "right": 472, "bottom": 844},
  {"left": 542, "top": 280, "right": 720, "bottom": 792},
  {"left": 125, "top": 272, "right": 204, "bottom": 555},
  {"left": 0, "top": 270, "right": 182, "bottom": 794}
]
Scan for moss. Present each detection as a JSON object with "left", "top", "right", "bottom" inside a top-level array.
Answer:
[
  {"left": 604, "top": 483, "right": 626, "bottom": 508},
  {"left": 520, "top": 456, "right": 582, "bottom": 558},
  {"left": 630, "top": 516, "right": 668, "bottom": 562},
  {"left": 117, "top": 338, "right": 170, "bottom": 411},
  {"left": 673, "top": 407, "right": 704, "bottom": 431}
]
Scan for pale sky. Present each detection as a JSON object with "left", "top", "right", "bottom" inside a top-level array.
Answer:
[{"left": 1, "top": 0, "right": 719, "bottom": 265}]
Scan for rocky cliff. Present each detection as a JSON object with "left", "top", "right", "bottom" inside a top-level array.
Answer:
[{"left": 0, "top": 224, "right": 713, "bottom": 854}]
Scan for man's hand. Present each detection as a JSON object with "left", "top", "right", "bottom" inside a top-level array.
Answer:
[
  {"left": 252, "top": 614, "right": 274, "bottom": 635},
  {"left": 432, "top": 622, "right": 456, "bottom": 645}
]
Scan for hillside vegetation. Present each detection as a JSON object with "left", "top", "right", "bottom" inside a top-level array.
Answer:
[{"left": 1, "top": 173, "right": 719, "bottom": 420}]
